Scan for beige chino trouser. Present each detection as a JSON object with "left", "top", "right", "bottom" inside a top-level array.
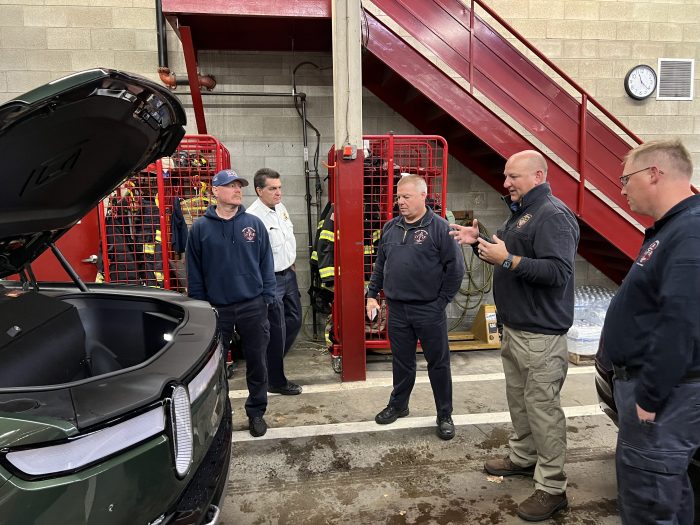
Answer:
[{"left": 501, "top": 325, "right": 569, "bottom": 495}]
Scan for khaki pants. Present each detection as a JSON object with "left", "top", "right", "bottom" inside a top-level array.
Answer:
[{"left": 501, "top": 325, "right": 569, "bottom": 494}]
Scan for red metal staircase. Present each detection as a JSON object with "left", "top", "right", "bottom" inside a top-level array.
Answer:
[{"left": 363, "top": 0, "right": 649, "bottom": 283}]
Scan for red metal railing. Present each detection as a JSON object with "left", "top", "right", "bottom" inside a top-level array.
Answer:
[
  {"left": 370, "top": 0, "right": 657, "bottom": 225},
  {"left": 467, "top": 0, "right": 643, "bottom": 214}
]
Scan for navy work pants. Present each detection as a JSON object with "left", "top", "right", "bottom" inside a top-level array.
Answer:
[
  {"left": 280, "top": 269, "right": 302, "bottom": 355},
  {"left": 217, "top": 296, "right": 270, "bottom": 418},
  {"left": 386, "top": 298, "right": 452, "bottom": 418},
  {"left": 614, "top": 377, "right": 700, "bottom": 524},
  {"left": 266, "top": 269, "right": 302, "bottom": 387}
]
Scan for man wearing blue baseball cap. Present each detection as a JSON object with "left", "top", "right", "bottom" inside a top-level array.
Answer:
[{"left": 186, "top": 168, "right": 276, "bottom": 437}]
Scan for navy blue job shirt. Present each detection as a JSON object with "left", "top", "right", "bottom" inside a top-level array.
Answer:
[{"left": 601, "top": 194, "right": 700, "bottom": 412}]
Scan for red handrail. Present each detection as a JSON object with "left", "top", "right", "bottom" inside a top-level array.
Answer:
[
  {"left": 470, "top": 0, "right": 643, "bottom": 147},
  {"left": 466, "top": 0, "right": 644, "bottom": 215}
]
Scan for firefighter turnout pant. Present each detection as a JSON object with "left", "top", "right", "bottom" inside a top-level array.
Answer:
[{"left": 386, "top": 298, "right": 453, "bottom": 418}]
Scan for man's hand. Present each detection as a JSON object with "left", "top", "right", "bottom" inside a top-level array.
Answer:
[
  {"left": 477, "top": 235, "right": 509, "bottom": 266},
  {"left": 448, "top": 219, "right": 479, "bottom": 245},
  {"left": 366, "top": 297, "right": 380, "bottom": 320},
  {"left": 636, "top": 403, "right": 656, "bottom": 423}
]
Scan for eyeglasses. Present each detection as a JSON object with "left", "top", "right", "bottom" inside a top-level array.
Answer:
[{"left": 619, "top": 166, "right": 651, "bottom": 187}]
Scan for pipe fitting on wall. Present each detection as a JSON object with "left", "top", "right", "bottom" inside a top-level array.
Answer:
[{"left": 158, "top": 67, "right": 217, "bottom": 91}]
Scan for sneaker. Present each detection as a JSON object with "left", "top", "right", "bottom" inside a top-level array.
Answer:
[
  {"left": 484, "top": 455, "right": 535, "bottom": 477},
  {"left": 375, "top": 405, "right": 409, "bottom": 425},
  {"left": 516, "top": 490, "right": 568, "bottom": 521},
  {"left": 268, "top": 382, "right": 303, "bottom": 395},
  {"left": 436, "top": 415, "right": 455, "bottom": 440},
  {"left": 248, "top": 416, "right": 268, "bottom": 437}
]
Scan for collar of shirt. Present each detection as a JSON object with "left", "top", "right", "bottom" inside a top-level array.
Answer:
[{"left": 247, "top": 198, "right": 296, "bottom": 271}]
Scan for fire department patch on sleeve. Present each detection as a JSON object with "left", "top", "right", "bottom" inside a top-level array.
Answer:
[
  {"left": 636, "top": 240, "right": 659, "bottom": 266},
  {"left": 242, "top": 226, "right": 256, "bottom": 242}
]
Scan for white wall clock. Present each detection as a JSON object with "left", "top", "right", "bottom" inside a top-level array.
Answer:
[{"left": 624, "top": 64, "right": 657, "bottom": 100}]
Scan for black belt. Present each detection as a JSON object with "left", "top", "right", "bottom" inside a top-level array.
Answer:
[
  {"left": 614, "top": 365, "right": 700, "bottom": 383},
  {"left": 275, "top": 267, "right": 292, "bottom": 276}
]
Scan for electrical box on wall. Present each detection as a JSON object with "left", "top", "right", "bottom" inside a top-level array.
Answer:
[{"left": 342, "top": 144, "right": 357, "bottom": 160}]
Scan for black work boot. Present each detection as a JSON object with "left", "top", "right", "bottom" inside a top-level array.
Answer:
[
  {"left": 375, "top": 405, "right": 409, "bottom": 424},
  {"left": 249, "top": 416, "right": 268, "bottom": 437},
  {"left": 436, "top": 415, "right": 455, "bottom": 440}
]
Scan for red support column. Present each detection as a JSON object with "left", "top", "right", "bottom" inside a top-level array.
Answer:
[
  {"left": 334, "top": 148, "right": 366, "bottom": 381},
  {"left": 179, "top": 25, "right": 208, "bottom": 134}
]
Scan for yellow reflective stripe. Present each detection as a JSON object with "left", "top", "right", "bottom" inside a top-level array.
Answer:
[
  {"left": 155, "top": 230, "right": 162, "bottom": 243},
  {"left": 363, "top": 245, "right": 374, "bottom": 255},
  {"left": 317, "top": 219, "right": 324, "bottom": 230},
  {"left": 319, "top": 230, "right": 334, "bottom": 242},
  {"left": 319, "top": 267, "right": 334, "bottom": 279},
  {"left": 154, "top": 272, "right": 163, "bottom": 281},
  {"left": 311, "top": 251, "right": 318, "bottom": 262},
  {"left": 372, "top": 229, "right": 381, "bottom": 242},
  {"left": 143, "top": 244, "right": 155, "bottom": 254}
]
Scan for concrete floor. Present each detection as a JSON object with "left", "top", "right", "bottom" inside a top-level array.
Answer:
[{"left": 221, "top": 337, "right": 621, "bottom": 525}]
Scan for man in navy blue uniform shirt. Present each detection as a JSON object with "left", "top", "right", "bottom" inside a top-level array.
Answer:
[
  {"left": 366, "top": 175, "right": 465, "bottom": 441},
  {"left": 600, "top": 139, "right": 700, "bottom": 524}
]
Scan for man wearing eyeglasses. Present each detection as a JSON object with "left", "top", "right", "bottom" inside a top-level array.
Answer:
[
  {"left": 449, "top": 150, "right": 580, "bottom": 521},
  {"left": 600, "top": 139, "right": 700, "bottom": 525}
]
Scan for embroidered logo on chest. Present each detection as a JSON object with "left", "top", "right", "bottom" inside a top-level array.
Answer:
[
  {"left": 413, "top": 230, "right": 429, "bottom": 244},
  {"left": 516, "top": 213, "right": 533, "bottom": 229},
  {"left": 636, "top": 240, "right": 659, "bottom": 266},
  {"left": 242, "top": 226, "right": 256, "bottom": 242}
]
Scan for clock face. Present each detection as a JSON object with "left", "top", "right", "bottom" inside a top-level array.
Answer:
[{"left": 624, "top": 65, "right": 657, "bottom": 100}]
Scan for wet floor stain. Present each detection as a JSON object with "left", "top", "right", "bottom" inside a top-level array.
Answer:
[
  {"left": 567, "top": 425, "right": 580, "bottom": 433},
  {"left": 295, "top": 404, "right": 319, "bottom": 414},
  {"left": 475, "top": 427, "right": 510, "bottom": 449}
]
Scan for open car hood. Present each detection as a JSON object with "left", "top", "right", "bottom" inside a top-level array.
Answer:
[{"left": 0, "top": 68, "right": 186, "bottom": 278}]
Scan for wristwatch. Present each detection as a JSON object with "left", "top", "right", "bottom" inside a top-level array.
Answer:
[{"left": 502, "top": 253, "right": 514, "bottom": 270}]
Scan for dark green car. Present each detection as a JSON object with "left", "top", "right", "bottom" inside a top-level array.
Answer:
[{"left": 0, "top": 69, "right": 231, "bottom": 525}]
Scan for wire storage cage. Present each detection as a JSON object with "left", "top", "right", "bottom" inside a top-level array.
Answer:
[{"left": 98, "top": 135, "right": 231, "bottom": 292}]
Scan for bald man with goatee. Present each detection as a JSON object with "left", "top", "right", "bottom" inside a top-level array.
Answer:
[{"left": 450, "top": 150, "right": 580, "bottom": 522}]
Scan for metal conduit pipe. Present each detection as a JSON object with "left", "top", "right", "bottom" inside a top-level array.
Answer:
[{"left": 155, "top": 0, "right": 216, "bottom": 90}]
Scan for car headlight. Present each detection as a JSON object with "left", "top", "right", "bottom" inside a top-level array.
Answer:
[
  {"left": 170, "top": 385, "right": 193, "bottom": 477},
  {"left": 187, "top": 345, "right": 222, "bottom": 403},
  {"left": 5, "top": 407, "right": 165, "bottom": 477}
]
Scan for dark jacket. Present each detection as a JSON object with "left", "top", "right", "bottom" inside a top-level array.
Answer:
[
  {"left": 171, "top": 197, "right": 189, "bottom": 254},
  {"left": 186, "top": 205, "right": 276, "bottom": 306},
  {"left": 367, "top": 206, "right": 465, "bottom": 304},
  {"left": 601, "top": 194, "right": 700, "bottom": 412},
  {"left": 493, "top": 183, "right": 580, "bottom": 334}
]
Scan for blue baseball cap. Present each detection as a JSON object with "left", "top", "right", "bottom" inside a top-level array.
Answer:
[{"left": 212, "top": 169, "right": 249, "bottom": 187}]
